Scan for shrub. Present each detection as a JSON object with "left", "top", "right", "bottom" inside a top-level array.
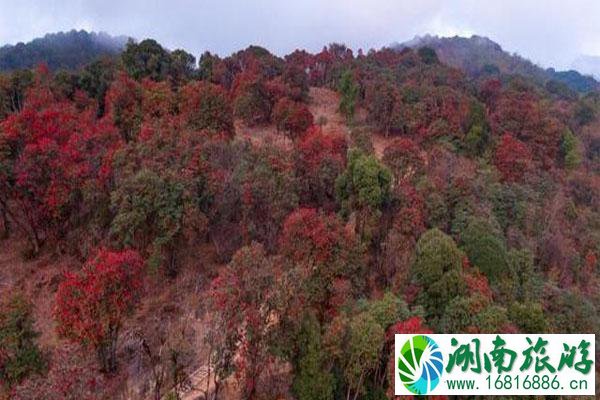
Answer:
[
  {"left": 412, "top": 229, "right": 467, "bottom": 324},
  {"left": 336, "top": 148, "right": 392, "bottom": 213},
  {"left": 338, "top": 70, "right": 359, "bottom": 122},
  {"left": 0, "top": 295, "right": 45, "bottom": 389},
  {"left": 11, "top": 345, "right": 108, "bottom": 400},
  {"left": 292, "top": 313, "right": 335, "bottom": 400},
  {"left": 382, "top": 138, "right": 423, "bottom": 183},
  {"left": 560, "top": 129, "right": 581, "bottom": 170},
  {"left": 460, "top": 217, "right": 509, "bottom": 282},
  {"left": 110, "top": 169, "right": 184, "bottom": 274},
  {"left": 508, "top": 302, "right": 548, "bottom": 333}
]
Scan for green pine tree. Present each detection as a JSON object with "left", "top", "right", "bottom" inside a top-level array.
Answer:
[{"left": 292, "top": 314, "right": 335, "bottom": 400}]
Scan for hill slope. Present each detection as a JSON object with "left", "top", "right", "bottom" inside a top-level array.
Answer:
[
  {"left": 0, "top": 30, "right": 128, "bottom": 71},
  {"left": 396, "top": 34, "right": 599, "bottom": 92}
]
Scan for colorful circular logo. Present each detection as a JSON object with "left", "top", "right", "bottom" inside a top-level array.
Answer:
[{"left": 397, "top": 335, "right": 444, "bottom": 395}]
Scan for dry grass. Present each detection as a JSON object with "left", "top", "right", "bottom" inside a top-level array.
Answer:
[
  {"left": 308, "top": 86, "right": 395, "bottom": 160},
  {"left": 0, "top": 238, "right": 75, "bottom": 349},
  {"left": 234, "top": 120, "right": 292, "bottom": 150},
  {"left": 308, "top": 86, "right": 350, "bottom": 137}
]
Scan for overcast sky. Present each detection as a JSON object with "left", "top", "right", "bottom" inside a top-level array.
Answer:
[{"left": 1, "top": 0, "right": 599, "bottom": 70}]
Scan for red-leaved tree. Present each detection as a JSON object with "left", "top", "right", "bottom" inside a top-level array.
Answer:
[
  {"left": 179, "top": 80, "right": 234, "bottom": 137},
  {"left": 494, "top": 133, "right": 532, "bottom": 182},
  {"left": 382, "top": 138, "right": 423, "bottom": 185},
  {"left": 385, "top": 316, "right": 433, "bottom": 400},
  {"left": 272, "top": 97, "right": 313, "bottom": 140},
  {"left": 279, "top": 208, "right": 363, "bottom": 320},
  {"left": 208, "top": 242, "right": 278, "bottom": 400},
  {"left": 295, "top": 126, "right": 347, "bottom": 210},
  {"left": 54, "top": 248, "right": 144, "bottom": 373},
  {"left": 104, "top": 72, "right": 142, "bottom": 142},
  {"left": 232, "top": 71, "right": 273, "bottom": 126},
  {"left": 0, "top": 68, "right": 121, "bottom": 254}
]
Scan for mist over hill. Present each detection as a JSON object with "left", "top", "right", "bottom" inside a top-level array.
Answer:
[
  {"left": 0, "top": 30, "right": 129, "bottom": 71},
  {"left": 395, "top": 34, "right": 599, "bottom": 93}
]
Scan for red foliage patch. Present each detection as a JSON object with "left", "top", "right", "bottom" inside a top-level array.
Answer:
[
  {"left": 1, "top": 75, "right": 121, "bottom": 248},
  {"left": 179, "top": 80, "right": 234, "bottom": 137},
  {"left": 494, "top": 133, "right": 532, "bottom": 182},
  {"left": 272, "top": 97, "right": 314, "bottom": 139},
  {"left": 280, "top": 208, "right": 353, "bottom": 266},
  {"left": 54, "top": 248, "right": 144, "bottom": 351}
]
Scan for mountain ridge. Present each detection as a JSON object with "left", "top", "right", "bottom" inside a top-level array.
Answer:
[
  {"left": 394, "top": 34, "right": 599, "bottom": 93},
  {"left": 0, "top": 30, "right": 129, "bottom": 71},
  {"left": 1, "top": 30, "right": 598, "bottom": 94}
]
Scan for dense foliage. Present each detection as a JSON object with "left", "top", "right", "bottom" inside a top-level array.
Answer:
[
  {"left": 0, "top": 33, "right": 599, "bottom": 400},
  {"left": 0, "top": 30, "right": 126, "bottom": 72},
  {"left": 399, "top": 34, "right": 600, "bottom": 93},
  {"left": 54, "top": 248, "right": 144, "bottom": 372},
  {"left": 0, "top": 295, "right": 45, "bottom": 390}
]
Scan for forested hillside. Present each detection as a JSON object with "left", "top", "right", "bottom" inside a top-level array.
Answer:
[
  {"left": 398, "top": 34, "right": 600, "bottom": 93},
  {"left": 0, "top": 30, "right": 127, "bottom": 71},
  {"left": 0, "top": 37, "right": 599, "bottom": 399}
]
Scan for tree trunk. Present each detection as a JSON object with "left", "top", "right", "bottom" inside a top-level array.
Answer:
[
  {"left": 213, "top": 380, "right": 221, "bottom": 400},
  {"left": 205, "top": 352, "right": 212, "bottom": 400},
  {"left": 98, "top": 325, "right": 119, "bottom": 373},
  {"left": 0, "top": 203, "right": 9, "bottom": 239},
  {"left": 154, "top": 380, "right": 162, "bottom": 400},
  {"left": 352, "top": 371, "right": 365, "bottom": 400},
  {"left": 166, "top": 245, "right": 178, "bottom": 277}
]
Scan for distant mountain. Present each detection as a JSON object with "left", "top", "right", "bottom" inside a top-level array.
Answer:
[
  {"left": 0, "top": 30, "right": 129, "bottom": 71},
  {"left": 546, "top": 68, "right": 599, "bottom": 94},
  {"left": 395, "top": 34, "right": 599, "bottom": 93}
]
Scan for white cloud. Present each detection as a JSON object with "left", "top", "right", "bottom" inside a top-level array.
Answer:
[{"left": 425, "top": 14, "right": 475, "bottom": 38}]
